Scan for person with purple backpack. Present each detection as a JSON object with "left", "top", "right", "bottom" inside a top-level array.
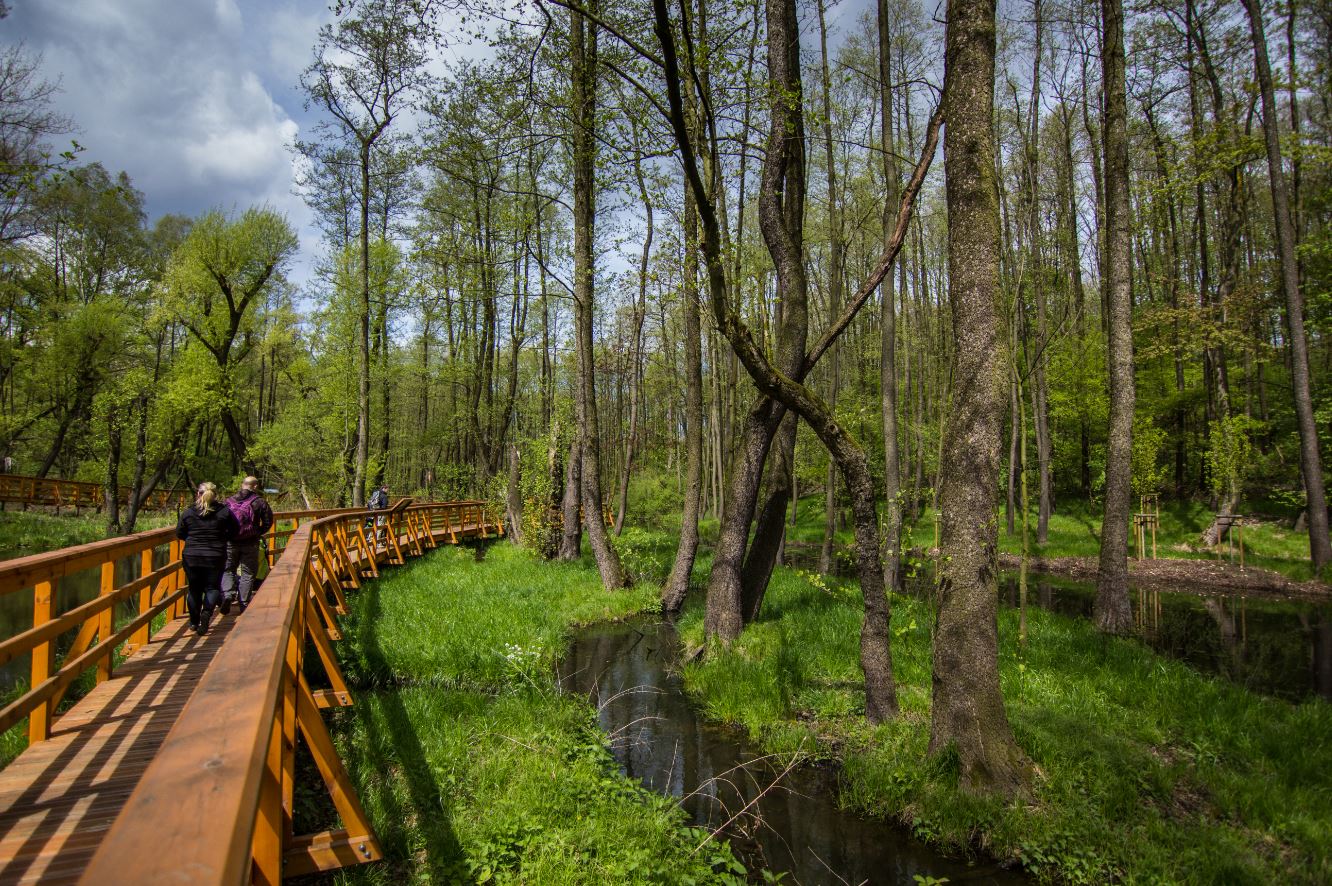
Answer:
[
  {"left": 220, "top": 476, "right": 274, "bottom": 614},
  {"left": 176, "top": 481, "right": 238, "bottom": 635}
]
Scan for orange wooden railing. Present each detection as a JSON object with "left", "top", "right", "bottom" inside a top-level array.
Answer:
[
  {"left": 64, "top": 500, "right": 502, "bottom": 883},
  {"left": 0, "top": 473, "right": 192, "bottom": 513}
]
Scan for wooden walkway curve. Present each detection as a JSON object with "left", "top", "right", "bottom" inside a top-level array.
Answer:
[
  {"left": 0, "top": 474, "right": 191, "bottom": 514},
  {"left": 0, "top": 499, "right": 502, "bottom": 884}
]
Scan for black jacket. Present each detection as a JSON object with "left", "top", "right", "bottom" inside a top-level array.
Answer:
[
  {"left": 226, "top": 488, "right": 274, "bottom": 539},
  {"left": 176, "top": 504, "right": 239, "bottom": 565}
]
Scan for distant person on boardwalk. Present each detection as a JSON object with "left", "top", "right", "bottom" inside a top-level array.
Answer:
[
  {"left": 175, "top": 481, "right": 238, "bottom": 635},
  {"left": 221, "top": 476, "right": 274, "bottom": 615},
  {"left": 368, "top": 483, "right": 389, "bottom": 543}
]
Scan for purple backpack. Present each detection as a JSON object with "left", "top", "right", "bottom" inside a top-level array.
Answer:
[{"left": 227, "top": 495, "right": 260, "bottom": 539}]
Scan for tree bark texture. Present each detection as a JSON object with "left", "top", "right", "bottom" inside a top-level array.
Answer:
[
  {"left": 1242, "top": 0, "right": 1332, "bottom": 575},
  {"left": 569, "top": 1, "right": 627, "bottom": 589},
  {"left": 929, "top": 0, "right": 1029, "bottom": 795},
  {"left": 1093, "top": 0, "right": 1136, "bottom": 635}
]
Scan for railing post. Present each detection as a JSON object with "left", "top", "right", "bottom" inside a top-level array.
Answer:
[
  {"left": 170, "top": 538, "right": 186, "bottom": 620},
  {"left": 131, "top": 547, "right": 154, "bottom": 652},
  {"left": 28, "top": 580, "right": 53, "bottom": 743},
  {"left": 97, "top": 560, "right": 115, "bottom": 683}
]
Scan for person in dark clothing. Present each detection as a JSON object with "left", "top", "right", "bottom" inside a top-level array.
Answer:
[
  {"left": 220, "top": 476, "right": 274, "bottom": 614},
  {"left": 175, "top": 481, "right": 238, "bottom": 635},
  {"left": 367, "top": 483, "right": 389, "bottom": 544}
]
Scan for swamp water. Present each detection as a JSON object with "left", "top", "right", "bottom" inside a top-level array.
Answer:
[
  {"left": 560, "top": 620, "right": 1025, "bottom": 885},
  {"left": 992, "top": 572, "right": 1332, "bottom": 703}
]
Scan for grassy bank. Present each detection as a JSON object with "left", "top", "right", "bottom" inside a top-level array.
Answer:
[
  {"left": 768, "top": 493, "right": 1318, "bottom": 582},
  {"left": 323, "top": 542, "right": 743, "bottom": 884},
  {"left": 674, "top": 566, "right": 1332, "bottom": 884},
  {"left": 0, "top": 510, "right": 174, "bottom": 561}
]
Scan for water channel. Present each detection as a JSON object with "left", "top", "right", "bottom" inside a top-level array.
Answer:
[
  {"left": 559, "top": 570, "right": 1330, "bottom": 884},
  {"left": 561, "top": 619, "right": 1027, "bottom": 885}
]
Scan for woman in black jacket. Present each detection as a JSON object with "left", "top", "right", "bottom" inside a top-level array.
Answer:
[{"left": 176, "top": 481, "right": 238, "bottom": 635}]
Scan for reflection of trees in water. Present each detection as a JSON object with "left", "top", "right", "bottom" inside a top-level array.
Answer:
[
  {"left": 561, "top": 622, "right": 1025, "bottom": 885},
  {"left": 995, "top": 574, "right": 1321, "bottom": 702},
  {"left": 1310, "top": 607, "right": 1332, "bottom": 701}
]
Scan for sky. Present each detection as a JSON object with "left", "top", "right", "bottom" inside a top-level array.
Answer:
[
  {"left": 4, "top": 0, "right": 334, "bottom": 286},
  {"left": 2, "top": 0, "right": 882, "bottom": 294}
]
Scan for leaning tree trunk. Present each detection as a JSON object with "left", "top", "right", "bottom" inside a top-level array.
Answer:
[
  {"left": 569, "top": 1, "right": 626, "bottom": 589},
  {"left": 1242, "top": 0, "right": 1332, "bottom": 575},
  {"left": 929, "top": 0, "right": 1030, "bottom": 797},
  {"left": 1093, "top": 0, "right": 1136, "bottom": 635}
]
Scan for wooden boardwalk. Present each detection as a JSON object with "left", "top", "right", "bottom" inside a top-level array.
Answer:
[
  {"left": 0, "top": 617, "right": 228, "bottom": 884},
  {"left": 0, "top": 502, "right": 501, "bottom": 884}
]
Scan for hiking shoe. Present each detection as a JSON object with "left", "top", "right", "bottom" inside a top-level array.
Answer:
[{"left": 198, "top": 608, "right": 213, "bottom": 636}]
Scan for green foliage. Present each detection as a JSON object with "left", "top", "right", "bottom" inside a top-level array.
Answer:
[
  {"left": 328, "top": 543, "right": 740, "bottom": 884},
  {"left": 1205, "top": 414, "right": 1260, "bottom": 501},
  {"left": 1131, "top": 415, "right": 1168, "bottom": 498},
  {"left": 671, "top": 560, "right": 1332, "bottom": 885}
]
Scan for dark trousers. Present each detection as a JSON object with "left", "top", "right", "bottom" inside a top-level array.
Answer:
[
  {"left": 222, "top": 537, "right": 261, "bottom": 604},
  {"left": 183, "top": 561, "right": 224, "bottom": 626}
]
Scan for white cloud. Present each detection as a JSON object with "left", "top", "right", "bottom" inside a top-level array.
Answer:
[{"left": 3, "top": 0, "right": 331, "bottom": 285}]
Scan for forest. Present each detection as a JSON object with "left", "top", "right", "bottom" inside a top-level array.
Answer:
[{"left": 1, "top": 0, "right": 1331, "bottom": 879}]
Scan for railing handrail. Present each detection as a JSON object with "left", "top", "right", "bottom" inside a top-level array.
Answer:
[
  {"left": 0, "top": 500, "right": 478, "bottom": 595},
  {"left": 80, "top": 500, "right": 498, "bottom": 883},
  {"left": 0, "top": 473, "right": 193, "bottom": 509},
  {"left": 83, "top": 519, "right": 313, "bottom": 885}
]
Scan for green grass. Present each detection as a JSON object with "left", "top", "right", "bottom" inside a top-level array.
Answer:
[
  {"left": 0, "top": 510, "right": 174, "bottom": 561},
  {"left": 323, "top": 542, "right": 744, "bottom": 885},
  {"left": 675, "top": 566, "right": 1332, "bottom": 884},
  {"left": 776, "top": 492, "right": 1320, "bottom": 582}
]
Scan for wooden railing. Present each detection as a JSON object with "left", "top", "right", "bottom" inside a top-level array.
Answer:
[
  {"left": 68, "top": 500, "right": 501, "bottom": 883},
  {"left": 0, "top": 473, "right": 192, "bottom": 513}
]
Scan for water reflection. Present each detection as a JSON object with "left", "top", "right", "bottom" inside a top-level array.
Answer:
[
  {"left": 560, "top": 621, "right": 1026, "bottom": 885},
  {"left": 991, "top": 573, "right": 1332, "bottom": 703},
  {"left": 0, "top": 545, "right": 173, "bottom": 690}
]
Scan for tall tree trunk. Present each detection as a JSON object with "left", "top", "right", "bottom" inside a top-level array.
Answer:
[
  {"left": 664, "top": 180, "right": 704, "bottom": 613},
  {"left": 736, "top": 0, "right": 810, "bottom": 624},
  {"left": 930, "top": 0, "right": 1029, "bottom": 796},
  {"left": 1024, "top": 0, "right": 1053, "bottom": 543},
  {"left": 879, "top": 0, "right": 903, "bottom": 591},
  {"left": 354, "top": 143, "right": 372, "bottom": 508},
  {"left": 1243, "top": 0, "right": 1332, "bottom": 574},
  {"left": 817, "top": 0, "right": 844, "bottom": 577},
  {"left": 1093, "top": 0, "right": 1135, "bottom": 634},
  {"left": 559, "top": 437, "right": 582, "bottom": 560},
  {"left": 569, "top": 1, "right": 626, "bottom": 588},
  {"left": 104, "top": 411, "right": 121, "bottom": 536}
]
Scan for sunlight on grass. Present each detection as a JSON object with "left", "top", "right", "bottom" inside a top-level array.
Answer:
[
  {"left": 327, "top": 542, "right": 743, "bottom": 885},
  {"left": 675, "top": 566, "right": 1332, "bottom": 884}
]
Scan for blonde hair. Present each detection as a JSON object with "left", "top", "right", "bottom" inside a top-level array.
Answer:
[{"left": 196, "top": 481, "right": 219, "bottom": 515}]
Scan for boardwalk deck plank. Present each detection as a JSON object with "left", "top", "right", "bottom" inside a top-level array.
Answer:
[
  {"left": 0, "top": 616, "right": 235, "bottom": 885},
  {"left": 0, "top": 516, "right": 497, "bottom": 884}
]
